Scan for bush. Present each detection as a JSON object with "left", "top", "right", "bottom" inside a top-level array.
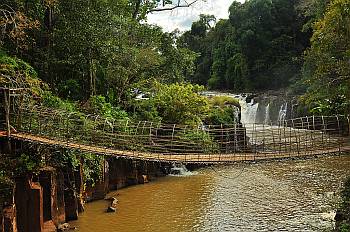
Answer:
[
  {"left": 179, "top": 130, "right": 219, "bottom": 153},
  {"left": 209, "top": 96, "right": 240, "bottom": 108},
  {"left": 88, "top": 95, "right": 129, "bottom": 120},
  {"left": 16, "top": 153, "right": 43, "bottom": 175},
  {"left": 0, "top": 51, "right": 44, "bottom": 95},
  {"left": 151, "top": 82, "right": 210, "bottom": 125},
  {"left": 82, "top": 154, "right": 104, "bottom": 187},
  {"left": 0, "top": 171, "right": 14, "bottom": 205},
  {"left": 206, "top": 107, "right": 237, "bottom": 125},
  {"left": 206, "top": 96, "right": 240, "bottom": 125},
  {"left": 208, "top": 76, "right": 219, "bottom": 90},
  {"left": 131, "top": 99, "right": 162, "bottom": 123},
  {"left": 41, "top": 91, "right": 77, "bottom": 112}
]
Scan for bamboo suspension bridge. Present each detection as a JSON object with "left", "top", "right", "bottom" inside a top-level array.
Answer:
[{"left": 1, "top": 88, "right": 350, "bottom": 164}]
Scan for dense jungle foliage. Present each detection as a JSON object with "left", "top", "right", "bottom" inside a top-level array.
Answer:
[
  {"left": 179, "top": 0, "right": 349, "bottom": 115},
  {"left": 1, "top": 0, "right": 349, "bottom": 119}
]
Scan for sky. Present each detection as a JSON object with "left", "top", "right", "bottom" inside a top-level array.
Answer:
[{"left": 147, "top": 0, "right": 241, "bottom": 32}]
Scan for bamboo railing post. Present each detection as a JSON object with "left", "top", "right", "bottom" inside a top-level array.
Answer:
[
  {"left": 283, "top": 120, "right": 287, "bottom": 156},
  {"left": 208, "top": 125, "right": 212, "bottom": 162},
  {"left": 291, "top": 119, "right": 299, "bottom": 155},
  {"left": 328, "top": 117, "right": 332, "bottom": 151},
  {"left": 3, "top": 88, "right": 10, "bottom": 137},
  {"left": 271, "top": 122, "right": 276, "bottom": 158},
  {"left": 348, "top": 115, "right": 350, "bottom": 137},
  {"left": 83, "top": 116, "right": 89, "bottom": 145},
  {"left": 278, "top": 121, "right": 282, "bottom": 156},
  {"left": 312, "top": 115, "right": 316, "bottom": 152},
  {"left": 219, "top": 124, "right": 223, "bottom": 162},
  {"left": 321, "top": 116, "right": 326, "bottom": 152},
  {"left": 252, "top": 123, "right": 258, "bottom": 160},
  {"left": 66, "top": 115, "right": 70, "bottom": 146},
  {"left": 243, "top": 124, "right": 246, "bottom": 154},
  {"left": 234, "top": 123, "right": 237, "bottom": 154},
  {"left": 17, "top": 91, "right": 24, "bottom": 130},
  {"left": 149, "top": 122, "right": 153, "bottom": 151},
  {"left": 289, "top": 121, "right": 292, "bottom": 155},
  {"left": 336, "top": 115, "right": 341, "bottom": 152},
  {"left": 110, "top": 119, "right": 115, "bottom": 147},
  {"left": 38, "top": 110, "right": 42, "bottom": 135},
  {"left": 171, "top": 124, "right": 175, "bottom": 153},
  {"left": 220, "top": 124, "right": 224, "bottom": 154},
  {"left": 262, "top": 123, "right": 265, "bottom": 155},
  {"left": 301, "top": 117, "right": 306, "bottom": 155},
  {"left": 307, "top": 116, "right": 311, "bottom": 154},
  {"left": 134, "top": 121, "right": 141, "bottom": 153}
]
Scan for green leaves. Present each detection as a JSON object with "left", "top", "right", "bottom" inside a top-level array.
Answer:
[
  {"left": 0, "top": 51, "right": 44, "bottom": 93},
  {"left": 180, "top": 0, "right": 309, "bottom": 91},
  {"left": 303, "top": 0, "right": 350, "bottom": 115},
  {"left": 134, "top": 82, "right": 209, "bottom": 125},
  {"left": 87, "top": 95, "right": 129, "bottom": 120},
  {"left": 148, "top": 82, "right": 209, "bottom": 125}
]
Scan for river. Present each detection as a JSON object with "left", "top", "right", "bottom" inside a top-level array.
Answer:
[{"left": 70, "top": 154, "right": 350, "bottom": 232}]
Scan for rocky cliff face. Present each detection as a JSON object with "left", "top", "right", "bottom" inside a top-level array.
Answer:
[{"left": 1, "top": 144, "right": 172, "bottom": 232}]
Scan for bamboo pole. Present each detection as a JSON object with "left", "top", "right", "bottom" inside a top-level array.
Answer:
[{"left": 4, "top": 88, "right": 11, "bottom": 137}]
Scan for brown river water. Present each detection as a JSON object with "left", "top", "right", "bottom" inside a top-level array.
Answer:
[{"left": 70, "top": 154, "right": 350, "bottom": 232}]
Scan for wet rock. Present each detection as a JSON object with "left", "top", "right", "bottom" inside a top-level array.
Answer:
[
  {"left": 107, "top": 206, "right": 117, "bottom": 213},
  {"left": 57, "top": 223, "right": 72, "bottom": 231},
  {"left": 105, "top": 197, "right": 118, "bottom": 212}
]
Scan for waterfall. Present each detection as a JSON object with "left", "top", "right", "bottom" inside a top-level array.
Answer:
[
  {"left": 277, "top": 102, "right": 288, "bottom": 123},
  {"left": 170, "top": 163, "right": 196, "bottom": 176},
  {"left": 201, "top": 91, "right": 291, "bottom": 125},
  {"left": 239, "top": 98, "right": 259, "bottom": 125},
  {"left": 264, "top": 103, "right": 270, "bottom": 125}
]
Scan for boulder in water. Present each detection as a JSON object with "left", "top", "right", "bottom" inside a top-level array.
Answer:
[
  {"left": 107, "top": 206, "right": 117, "bottom": 213},
  {"left": 105, "top": 196, "right": 118, "bottom": 212},
  {"left": 57, "top": 223, "right": 76, "bottom": 231}
]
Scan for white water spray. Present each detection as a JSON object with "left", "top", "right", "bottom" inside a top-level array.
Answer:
[
  {"left": 239, "top": 97, "right": 259, "bottom": 125},
  {"left": 169, "top": 163, "right": 197, "bottom": 176},
  {"left": 264, "top": 103, "right": 270, "bottom": 125},
  {"left": 277, "top": 102, "right": 288, "bottom": 123}
]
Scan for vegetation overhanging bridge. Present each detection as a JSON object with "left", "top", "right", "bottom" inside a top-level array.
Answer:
[{"left": 1, "top": 88, "right": 350, "bottom": 164}]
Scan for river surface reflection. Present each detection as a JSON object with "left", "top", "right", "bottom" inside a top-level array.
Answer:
[{"left": 70, "top": 155, "right": 350, "bottom": 232}]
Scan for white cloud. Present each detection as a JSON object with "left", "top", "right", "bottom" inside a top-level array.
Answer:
[{"left": 147, "top": 0, "right": 243, "bottom": 32}]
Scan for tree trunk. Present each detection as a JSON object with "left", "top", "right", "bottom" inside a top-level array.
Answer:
[{"left": 132, "top": 0, "right": 141, "bottom": 19}]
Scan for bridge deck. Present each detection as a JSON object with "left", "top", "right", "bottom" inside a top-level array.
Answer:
[{"left": 5, "top": 132, "right": 350, "bottom": 164}]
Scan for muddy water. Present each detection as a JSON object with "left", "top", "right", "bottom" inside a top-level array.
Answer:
[{"left": 70, "top": 155, "right": 350, "bottom": 232}]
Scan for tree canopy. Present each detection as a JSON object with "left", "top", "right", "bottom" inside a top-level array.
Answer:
[
  {"left": 179, "top": 0, "right": 311, "bottom": 91},
  {"left": 302, "top": 0, "right": 350, "bottom": 115}
]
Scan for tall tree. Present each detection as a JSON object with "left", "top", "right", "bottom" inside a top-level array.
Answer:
[
  {"left": 181, "top": 0, "right": 310, "bottom": 91},
  {"left": 303, "top": 0, "right": 350, "bottom": 115}
]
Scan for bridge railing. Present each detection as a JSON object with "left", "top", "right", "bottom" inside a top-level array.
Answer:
[
  {"left": 7, "top": 105, "right": 349, "bottom": 161},
  {"left": 13, "top": 107, "right": 248, "bottom": 154}
]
